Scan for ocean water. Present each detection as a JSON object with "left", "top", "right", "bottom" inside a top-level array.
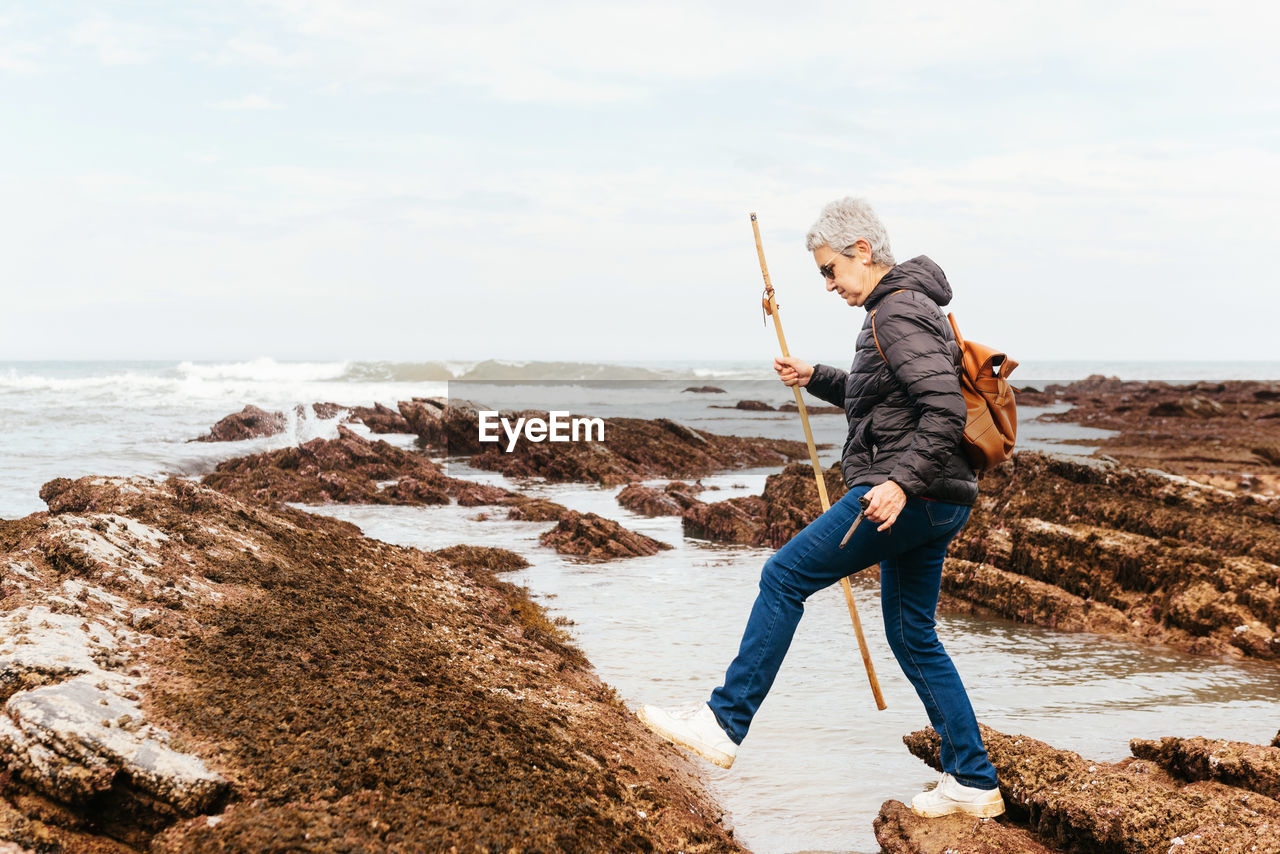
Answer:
[
  {"left": 3, "top": 358, "right": 1280, "bottom": 853},
  {"left": 5, "top": 357, "right": 1278, "bottom": 520}
]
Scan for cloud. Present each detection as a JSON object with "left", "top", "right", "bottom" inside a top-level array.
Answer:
[
  {"left": 3, "top": 1, "right": 1279, "bottom": 360},
  {"left": 0, "top": 15, "right": 44, "bottom": 73},
  {"left": 247, "top": 0, "right": 1280, "bottom": 104},
  {"left": 69, "top": 17, "right": 167, "bottom": 66},
  {"left": 214, "top": 34, "right": 297, "bottom": 68},
  {"left": 213, "top": 93, "right": 282, "bottom": 110}
]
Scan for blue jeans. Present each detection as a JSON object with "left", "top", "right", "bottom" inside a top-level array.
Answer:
[{"left": 707, "top": 484, "right": 999, "bottom": 790}]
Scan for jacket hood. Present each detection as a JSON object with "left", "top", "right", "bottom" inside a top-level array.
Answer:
[{"left": 865, "top": 255, "right": 952, "bottom": 308}]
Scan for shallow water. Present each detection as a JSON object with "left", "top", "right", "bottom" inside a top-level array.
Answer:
[{"left": 315, "top": 463, "right": 1280, "bottom": 854}]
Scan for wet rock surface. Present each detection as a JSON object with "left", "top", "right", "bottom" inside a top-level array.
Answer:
[
  {"left": 672, "top": 448, "right": 1280, "bottom": 660},
  {"left": 201, "top": 425, "right": 514, "bottom": 508},
  {"left": 616, "top": 481, "right": 706, "bottom": 516},
  {"left": 945, "top": 451, "right": 1280, "bottom": 660},
  {"left": 345, "top": 402, "right": 413, "bottom": 434},
  {"left": 778, "top": 402, "right": 844, "bottom": 414},
  {"left": 201, "top": 398, "right": 808, "bottom": 489},
  {"left": 504, "top": 496, "right": 572, "bottom": 522},
  {"left": 0, "top": 476, "right": 741, "bottom": 852},
  {"left": 1029, "top": 375, "right": 1280, "bottom": 495},
  {"left": 903, "top": 725, "right": 1280, "bottom": 853},
  {"left": 419, "top": 403, "right": 808, "bottom": 486},
  {"left": 873, "top": 799, "right": 1054, "bottom": 854},
  {"left": 681, "top": 461, "right": 847, "bottom": 548},
  {"left": 1129, "top": 735, "right": 1280, "bottom": 800},
  {"left": 190, "top": 405, "right": 286, "bottom": 443},
  {"left": 310, "top": 401, "right": 345, "bottom": 420},
  {"left": 539, "top": 511, "right": 673, "bottom": 560}
]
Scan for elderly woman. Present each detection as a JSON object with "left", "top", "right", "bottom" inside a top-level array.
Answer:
[{"left": 639, "top": 197, "right": 1002, "bottom": 819}]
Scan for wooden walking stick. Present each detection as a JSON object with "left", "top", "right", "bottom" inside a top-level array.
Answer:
[{"left": 750, "top": 212, "right": 887, "bottom": 711}]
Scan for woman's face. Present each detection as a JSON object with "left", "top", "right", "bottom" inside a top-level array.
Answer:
[{"left": 813, "top": 242, "right": 877, "bottom": 307}]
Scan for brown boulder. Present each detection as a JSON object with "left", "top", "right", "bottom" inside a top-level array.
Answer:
[
  {"left": 873, "top": 799, "right": 1055, "bottom": 854},
  {"left": 1255, "top": 445, "right": 1280, "bottom": 466},
  {"left": 1036, "top": 377, "right": 1280, "bottom": 492},
  {"left": 458, "top": 410, "right": 806, "bottom": 486},
  {"left": 683, "top": 496, "right": 768, "bottom": 544},
  {"left": 1130, "top": 736, "right": 1280, "bottom": 800},
  {"left": 311, "top": 401, "right": 345, "bottom": 419},
  {"left": 616, "top": 481, "right": 704, "bottom": 517},
  {"left": 397, "top": 397, "right": 448, "bottom": 445},
  {"left": 1147, "top": 397, "right": 1225, "bottom": 418},
  {"left": 454, "top": 482, "right": 513, "bottom": 506},
  {"left": 380, "top": 476, "right": 450, "bottom": 505},
  {"left": 191, "top": 404, "right": 287, "bottom": 442},
  {"left": 504, "top": 497, "right": 571, "bottom": 522},
  {"left": 778, "top": 402, "right": 844, "bottom": 414},
  {"left": 0, "top": 475, "right": 740, "bottom": 853},
  {"left": 680, "top": 462, "right": 847, "bottom": 548},
  {"left": 905, "top": 725, "right": 1280, "bottom": 853},
  {"left": 346, "top": 402, "right": 412, "bottom": 433},
  {"left": 617, "top": 483, "right": 683, "bottom": 516},
  {"left": 539, "top": 511, "right": 672, "bottom": 560},
  {"left": 201, "top": 425, "right": 515, "bottom": 507},
  {"left": 943, "top": 451, "right": 1280, "bottom": 660},
  {"left": 939, "top": 558, "right": 1131, "bottom": 635}
]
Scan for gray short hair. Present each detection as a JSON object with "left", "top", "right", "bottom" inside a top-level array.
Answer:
[{"left": 804, "top": 197, "right": 896, "bottom": 266}]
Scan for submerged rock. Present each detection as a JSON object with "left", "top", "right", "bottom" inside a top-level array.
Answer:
[
  {"left": 0, "top": 476, "right": 741, "bottom": 852},
  {"left": 191, "top": 405, "right": 286, "bottom": 443}
]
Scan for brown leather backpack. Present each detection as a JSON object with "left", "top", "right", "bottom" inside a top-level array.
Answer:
[{"left": 871, "top": 300, "right": 1018, "bottom": 472}]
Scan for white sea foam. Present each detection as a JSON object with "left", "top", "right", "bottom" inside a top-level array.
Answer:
[
  {"left": 0, "top": 369, "right": 174, "bottom": 394},
  {"left": 175, "top": 358, "right": 352, "bottom": 383}
]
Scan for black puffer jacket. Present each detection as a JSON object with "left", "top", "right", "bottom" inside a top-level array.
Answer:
[{"left": 805, "top": 256, "right": 978, "bottom": 506}]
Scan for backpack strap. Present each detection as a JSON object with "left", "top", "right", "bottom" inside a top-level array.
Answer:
[{"left": 868, "top": 289, "right": 909, "bottom": 364}]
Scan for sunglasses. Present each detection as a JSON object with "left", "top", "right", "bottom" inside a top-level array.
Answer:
[{"left": 819, "top": 254, "right": 844, "bottom": 280}]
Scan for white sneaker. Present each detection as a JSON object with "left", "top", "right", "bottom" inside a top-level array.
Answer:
[
  {"left": 637, "top": 703, "right": 738, "bottom": 769},
  {"left": 910, "top": 772, "right": 1005, "bottom": 818}
]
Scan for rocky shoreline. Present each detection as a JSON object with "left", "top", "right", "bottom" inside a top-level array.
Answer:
[
  {"left": 2, "top": 380, "right": 1277, "bottom": 853},
  {"left": 0, "top": 474, "right": 741, "bottom": 852},
  {"left": 1021, "top": 375, "right": 1280, "bottom": 496},
  {"left": 876, "top": 724, "right": 1280, "bottom": 852},
  {"left": 0, "top": 397, "right": 818, "bottom": 851}
]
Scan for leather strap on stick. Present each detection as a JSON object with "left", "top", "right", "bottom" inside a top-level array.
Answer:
[{"left": 750, "top": 212, "right": 887, "bottom": 711}]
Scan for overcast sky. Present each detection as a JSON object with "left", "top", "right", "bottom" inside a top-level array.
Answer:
[{"left": 2, "top": 1, "right": 1277, "bottom": 363}]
